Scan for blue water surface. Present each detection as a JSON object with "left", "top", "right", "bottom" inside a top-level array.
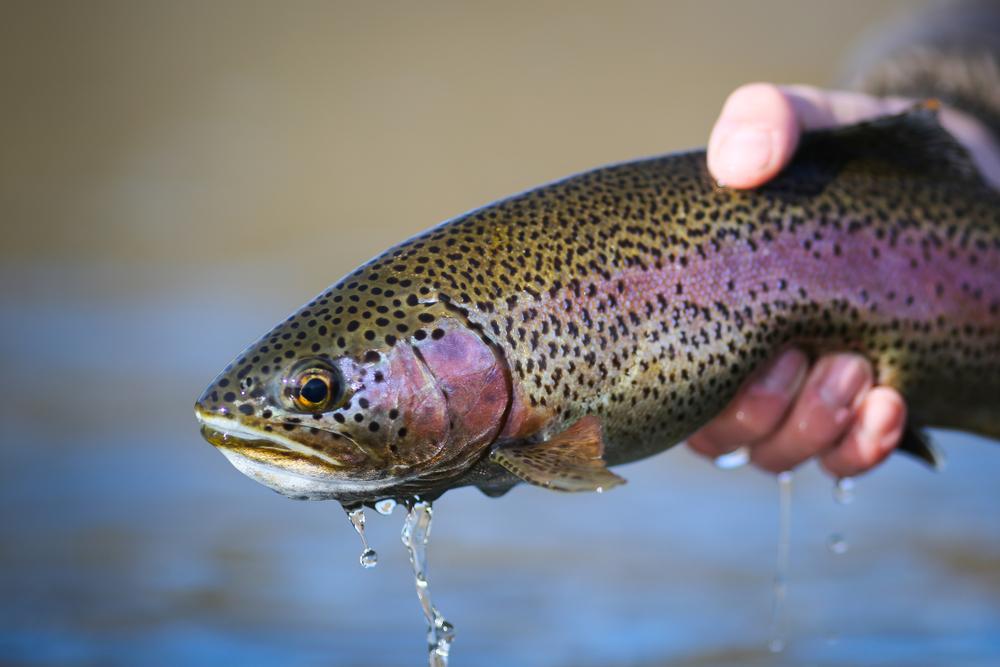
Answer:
[{"left": 2, "top": 269, "right": 998, "bottom": 667}]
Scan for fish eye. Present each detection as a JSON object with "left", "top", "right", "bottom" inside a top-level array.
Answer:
[
  {"left": 300, "top": 376, "right": 329, "bottom": 404},
  {"left": 288, "top": 363, "right": 345, "bottom": 412}
]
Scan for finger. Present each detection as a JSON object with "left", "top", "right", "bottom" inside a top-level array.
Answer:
[
  {"left": 820, "top": 387, "right": 906, "bottom": 478},
  {"left": 780, "top": 85, "right": 914, "bottom": 130},
  {"left": 750, "top": 353, "right": 873, "bottom": 473},
  {"left": 707, "top": 82, "right": 799, "bottom": 189},
  {"left": 936, "top": 106, "right": 1000, "bottom": 189},
  {"left": 687, "top": 348, "right": 808, "bottom": 458}
]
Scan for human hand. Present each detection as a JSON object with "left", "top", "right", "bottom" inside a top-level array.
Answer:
[
  {"left": 688, "top": 83, "right": 1000, "bottom": 477},
  {"left": 705, "top": 82, "right": 1000, "bottom": 190}
]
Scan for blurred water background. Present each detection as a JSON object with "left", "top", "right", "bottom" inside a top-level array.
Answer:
[{"left": 2, "top": 2, "right": 999, "bottom": 666}]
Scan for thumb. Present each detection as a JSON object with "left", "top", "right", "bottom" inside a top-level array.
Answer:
[{"left": 707, "top": 83, "right": 799, "bottom": 189}]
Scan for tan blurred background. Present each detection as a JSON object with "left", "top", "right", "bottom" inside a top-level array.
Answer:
[{"left": 1, "top": 0, "right": 921, "bottom": 302}]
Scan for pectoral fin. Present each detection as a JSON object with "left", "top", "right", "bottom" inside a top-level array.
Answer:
[{"left": 489, "top": 416, "right": 626, "bottom": 493}]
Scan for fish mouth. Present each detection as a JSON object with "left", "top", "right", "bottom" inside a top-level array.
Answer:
[
  {"left": 196, "top": 408, "right": 348, "bottom": 470},
  {"left": 194, "top": 406, "right": 397, "bottom": 499}
]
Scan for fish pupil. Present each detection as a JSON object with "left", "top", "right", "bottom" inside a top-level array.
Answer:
[{"left": 301, "top": 377, "right": 329, "bottom": 404}]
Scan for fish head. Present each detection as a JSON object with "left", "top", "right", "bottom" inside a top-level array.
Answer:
[{"left": 195, "top": 283, "right": 509, "bottom": 502}]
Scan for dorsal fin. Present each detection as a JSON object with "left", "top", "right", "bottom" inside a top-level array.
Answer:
[{"left": 791, "top": 100, "right": 987, "bottom": 187}]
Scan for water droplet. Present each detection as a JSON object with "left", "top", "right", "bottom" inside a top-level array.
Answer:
[
  {"left": 827, "top": 533, "right": 849, "bottom": 555},
  {"left": 714, "top": 445, "right": 750, "bottom": 470},
  {"left": 360, "top": 547, "right": 378, "bottom": 568},
  {"left": 344, "top": 505, "right": 378, "bottom": 570},
  {"left": 401, "top": 500, "right": 454, "bottom": 666},
  {"left": 833, "top": 477, "right": 855, "bottom": 505},
  {"left": 375, "top": 498, "right": 398, "bottom": 515},
  {"left": 768, "top": 637, "right": 786, "bottom": 653},
  {"left": 595, "top": 486, "right": 604, "bottom": 494}
]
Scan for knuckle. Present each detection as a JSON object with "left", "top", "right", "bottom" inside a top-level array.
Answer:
[{"left": 734, "top": 407, "right": 782, "bottom": 442}]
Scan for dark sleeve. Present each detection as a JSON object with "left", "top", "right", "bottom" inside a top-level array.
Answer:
[{"left": 843, "top": 0, "right": 1000, "bottom": 141}]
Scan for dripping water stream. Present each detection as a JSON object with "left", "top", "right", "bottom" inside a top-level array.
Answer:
[
  {"left": 345, "top": 506, "right": 378, "bottom": 568},
  {"left": 828, "top": 476, "right": 854, "bottom": 556},
  {"left": 401, "top": 500, "right": 455, "bottom": 667},
  {"left": 833, "top": 477, "right": 855, "bottom": 505},
  {"left": 344, "top": 499, "right": 452, "bottom": 665},
  {"left": 824, "top": 477, "right": 855, "bottom": 646},
  {"left": 769, "top": 470, "right": 793, "bottom": 653}
]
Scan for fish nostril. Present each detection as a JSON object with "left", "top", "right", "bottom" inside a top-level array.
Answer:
[{"left": 195, "top": 395, "right": 235, "bottom": 420}]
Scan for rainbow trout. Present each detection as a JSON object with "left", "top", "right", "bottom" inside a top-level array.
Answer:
[{"left": 196, "top": 106, "right": 1000, "bottom": 505}]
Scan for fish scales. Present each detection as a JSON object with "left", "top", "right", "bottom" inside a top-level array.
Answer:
[{"left": 196, "top": 109, "right": 1000, "bottom": 503}]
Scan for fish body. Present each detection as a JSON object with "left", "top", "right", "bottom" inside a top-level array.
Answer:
[{"left": 196, "top": 108, "right": 1000, "bottom": 505}]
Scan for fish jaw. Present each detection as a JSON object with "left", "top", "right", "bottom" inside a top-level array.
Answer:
[{"left": 195, "top": 407, "right": 400, "bottom": 500}]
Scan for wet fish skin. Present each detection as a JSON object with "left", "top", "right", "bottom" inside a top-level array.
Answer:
[{"left": 196, "top": 108, "right": 1000, "bottom": 504}]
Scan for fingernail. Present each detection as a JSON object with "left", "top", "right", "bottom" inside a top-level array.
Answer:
[
  {"left": 819, "top": 357, "right": 869, "bottom": 407},
  {"left": 715, "top": 125, "right": 774, "bottom": 178},
  {"left": 752, "top": 349, "right": 806, "bottom": 396}
]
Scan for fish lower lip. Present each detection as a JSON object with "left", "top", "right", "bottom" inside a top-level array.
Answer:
[{"left": 199, "top": 424, "right": 270, "bottom": 449}]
